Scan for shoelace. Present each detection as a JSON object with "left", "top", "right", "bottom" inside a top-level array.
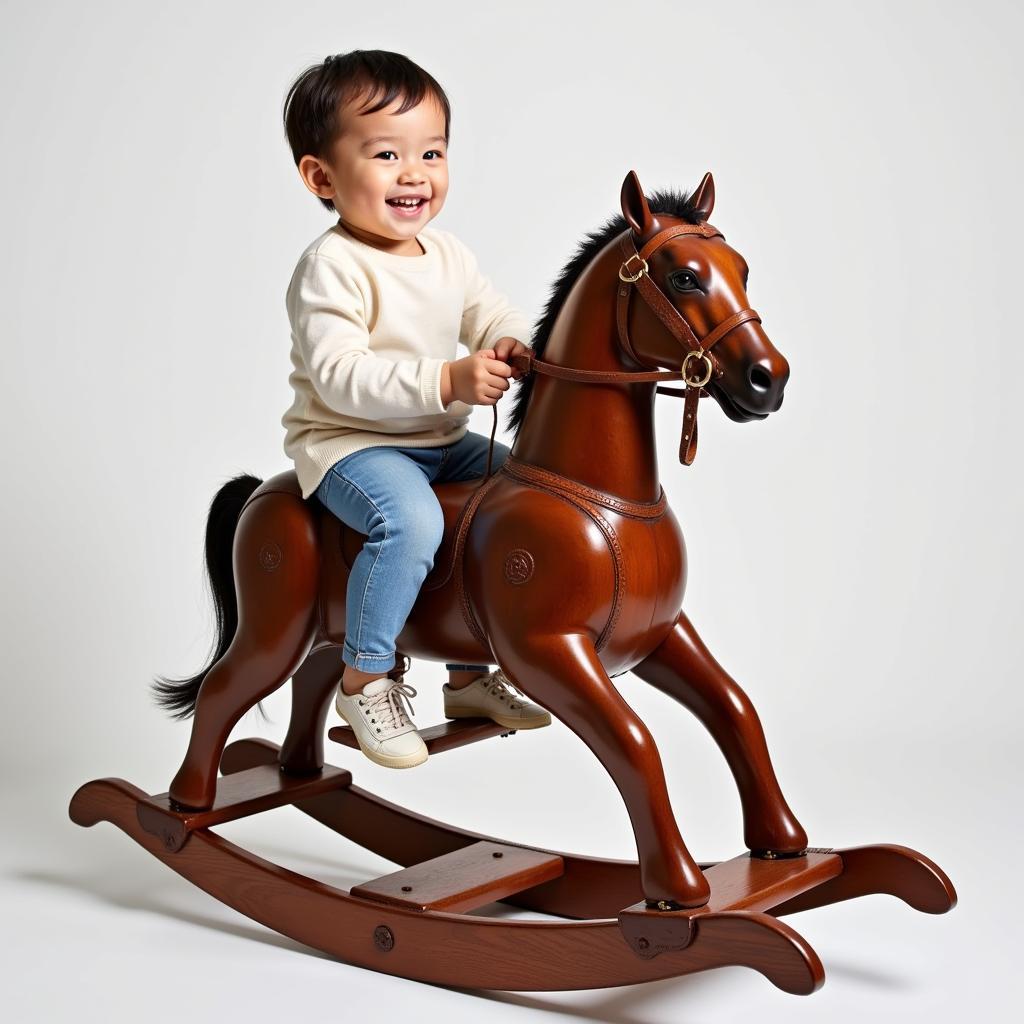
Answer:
[
  {"left": 363, "top": 678, "right": 418, "bottom": 733},
  {"left": 484, "top": 669, "right": 528, "bottom": 709}
]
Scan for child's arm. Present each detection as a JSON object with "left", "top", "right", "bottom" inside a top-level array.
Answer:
[{"left": 288, "top": 253, "right": 451, "bottom": 419}]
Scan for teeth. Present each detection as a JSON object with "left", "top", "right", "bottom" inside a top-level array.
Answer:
[{"left": 390, "top": 198, "right": 423, "bottom": 206}]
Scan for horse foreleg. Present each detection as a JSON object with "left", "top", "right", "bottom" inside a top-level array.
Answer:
[
  {"left": 491, "top": 630, "right": 711, "bottom": 908},
  {"left": 633, "top": 611, "right": 809, "bottom": 857}
]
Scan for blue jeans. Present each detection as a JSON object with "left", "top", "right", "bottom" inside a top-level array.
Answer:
[{"left": 315, "top": 430, "right": 511, "bottom": 673}]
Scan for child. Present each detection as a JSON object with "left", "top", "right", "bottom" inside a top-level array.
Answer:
[{"left": 280, "top": 49, "right": 551, "bottom": 769}]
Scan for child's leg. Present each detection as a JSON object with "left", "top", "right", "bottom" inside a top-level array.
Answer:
[
  {"left": 437, "top": 432, "right": 514, "bottom": 689},
  {"left": 445, "top": 662, "right": 491, "bottom": 690},
  {"left": 315, "top": 446, "right": 446, "bottom": 694},
  {"left": 342, "top": 665, "right": 389, "bottom": 695}
]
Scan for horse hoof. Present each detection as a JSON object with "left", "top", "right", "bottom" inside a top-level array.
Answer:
[{"left": 749, "top": 847, "right": 809, "bottom": 860}]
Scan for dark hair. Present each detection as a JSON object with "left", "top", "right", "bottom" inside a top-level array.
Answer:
[{"left": 283, "top": 49, "right": 452, "bottom": 214}]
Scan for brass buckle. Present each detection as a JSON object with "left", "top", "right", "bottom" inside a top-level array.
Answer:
[
  {"left": 618, "top": 254, "right": 648, "bottom": 283},
  {"left": 682, "top": 349, "right": 712, "bottom": 388}
]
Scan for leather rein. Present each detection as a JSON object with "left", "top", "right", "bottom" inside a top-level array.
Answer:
[{"left": 481, "top": 222, "right": 762, "bottom": 478}]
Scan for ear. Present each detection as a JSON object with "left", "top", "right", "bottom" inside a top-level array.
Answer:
[
  {"left": 621, "top": 170, "right": 654, "bottom": 237},
  {"left": 298, "top": 154, "right": 336, "bottom": 200},
  {"left": 689, "top": 171, "right": 715, "bottom": 221}
]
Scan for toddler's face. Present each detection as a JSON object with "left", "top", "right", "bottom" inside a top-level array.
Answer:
[{"left": 305, "top": 90, "right": 449, "bottom": 255}]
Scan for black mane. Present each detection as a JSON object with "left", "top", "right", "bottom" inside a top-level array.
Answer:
[{"left": 504, "top": 187, "right": 706, "bottom": 441}]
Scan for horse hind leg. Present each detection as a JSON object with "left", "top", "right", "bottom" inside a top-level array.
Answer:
[
  {"left": 279, "top": 644, "right": 357, "bottom": 775},
  {"left": 633, "top": 610, "right": 809, "bottom": 856},
  {"left": 168, "top": 492, "right": 320, "bottom": 810}
]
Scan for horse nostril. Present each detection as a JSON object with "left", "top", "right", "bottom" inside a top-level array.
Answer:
[{"left": 748, "top": 364, "right": 772, "bottom": 393}]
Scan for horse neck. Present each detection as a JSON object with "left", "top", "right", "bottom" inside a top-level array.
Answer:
[{"left": 510, "top": 243, "right": 661, "bottom": 503}]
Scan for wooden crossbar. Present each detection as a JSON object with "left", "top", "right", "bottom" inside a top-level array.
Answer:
[
  {"left": 137, "top": 763, "right": 353, "bottom": 852},
  {"left": 350, "top": 840, "right": 565, "bottom": 913}
]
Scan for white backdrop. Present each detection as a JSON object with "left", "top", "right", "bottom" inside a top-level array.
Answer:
[{"left": 2, "top": 1, "right": 1019, "bottom": 1020}]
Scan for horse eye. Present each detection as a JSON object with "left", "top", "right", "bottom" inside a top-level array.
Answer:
[{"left": 670, "top": 270, "right": 701, "bottom": 292}]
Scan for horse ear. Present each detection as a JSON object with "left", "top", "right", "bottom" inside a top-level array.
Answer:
[
  {"left": 621, "top": 170, "right": 654, "bottom": 237},
  {"left": 689, "top": 172, "right": 715, "bottom": 221}
]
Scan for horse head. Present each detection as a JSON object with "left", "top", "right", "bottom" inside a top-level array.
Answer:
[
  {"left": 505, "top": 171, "right": 791, "bottom": 491},
  {"left": 619, "top": 169, "right": 790, "bottom": 427}
]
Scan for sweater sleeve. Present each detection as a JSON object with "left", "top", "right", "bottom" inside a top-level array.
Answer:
[
  {"left": 287, "top": 253, "right": 449, "bottom": 419},
  {"left": 456, "top": 240, "right": 533, "bottom": 354}
]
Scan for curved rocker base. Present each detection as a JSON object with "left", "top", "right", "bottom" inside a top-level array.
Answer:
[{"left": 67, "top": 737, "right": 956, "bottom": 995}]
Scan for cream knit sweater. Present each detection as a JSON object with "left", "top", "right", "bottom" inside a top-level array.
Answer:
[{"left": 281, "top": 220, "right": 533, "bottom": 499}]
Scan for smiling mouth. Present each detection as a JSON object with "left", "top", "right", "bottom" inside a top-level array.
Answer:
[{"left": 385, "top": 198, "right": 428, "bottom": 210}]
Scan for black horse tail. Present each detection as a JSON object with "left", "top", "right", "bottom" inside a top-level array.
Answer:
[{"left": 150, "top": 473, "right": 264, "bottom": 722}]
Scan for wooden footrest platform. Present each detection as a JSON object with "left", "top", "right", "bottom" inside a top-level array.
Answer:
[
  {"left": 618, "top": 850, "right": 843, "bottom": 958},
  {"left": 350, "top": 840, "right": 564, "bottom": 913},
  {"left": 137, "top": 763, "right": 352, "bottom": 852},
  {"left": 329, "top": 717, "right": 516, "bottom": 756},
  {"left": 701, "top": 849, "right": 843, "bottom": 914}
]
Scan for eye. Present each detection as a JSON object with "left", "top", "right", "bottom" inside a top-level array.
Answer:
[
  {"left": 375, "top": 150, "right": 445, "bottom": 160},
  {"left": 669, "top": 269, "right": 702, "bottom": 292}
]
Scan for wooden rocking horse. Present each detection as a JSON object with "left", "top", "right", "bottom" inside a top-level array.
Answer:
[{"left": 70, "top": 170, "right": 956, "bottom": 994}]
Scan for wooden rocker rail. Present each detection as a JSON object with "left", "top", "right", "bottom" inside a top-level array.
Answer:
[{"left": 68, "top": 737, "right": 956, "bottom": 995}]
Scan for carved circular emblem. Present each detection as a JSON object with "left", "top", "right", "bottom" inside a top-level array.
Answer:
[
  {"left": 504, "top": 548, "right": 534, "bottom": 585},
  {"left": 373, "top": 925, "right": 394, "bottom": 952},
  {"left": 258, "top": 542, "right": 282, "bottom": 572}
]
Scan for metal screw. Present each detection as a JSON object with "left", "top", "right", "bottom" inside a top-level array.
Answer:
[
  {"left": 492, "top": 851, "right": 503, "bottom": 858},
  {"left": 401, "top": 885, "right": 412, "bottom": 892},
  {"left": 373, "top": 925, "right": 394, "bottom": 952}
]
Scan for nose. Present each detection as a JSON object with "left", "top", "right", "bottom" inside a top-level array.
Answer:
[
  {"left": 746, "top": 357, "right": 789, "bottom": 412},
  {"left": 748, "top": 361, "right": 773, "bottom": 394},
  {"left": 400, "top": 159, "right": 428, "bottom": 178}
]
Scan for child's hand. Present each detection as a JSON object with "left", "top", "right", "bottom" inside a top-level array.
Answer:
[
  {"left": 443, "top": 350, "right": 513, "bottom": 407},
  {"left": 491, "top": 336, "right": 531, "bottom": 380}
]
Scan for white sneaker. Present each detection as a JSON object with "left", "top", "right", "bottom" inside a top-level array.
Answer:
[
  {"left": 335, "top": 673, "right": 428, "bottom": 769},
  {"left": 443, "top": 669, "right": 552, "bottom": 730}
]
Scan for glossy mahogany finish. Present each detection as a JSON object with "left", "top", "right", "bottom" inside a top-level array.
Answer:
[{"left": 70, "top": 171, "right": 956, "bottom": 992}]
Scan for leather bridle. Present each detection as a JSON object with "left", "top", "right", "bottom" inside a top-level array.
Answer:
[{"left": 481, "top": 222, "right": 762, "bottom": 478}]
